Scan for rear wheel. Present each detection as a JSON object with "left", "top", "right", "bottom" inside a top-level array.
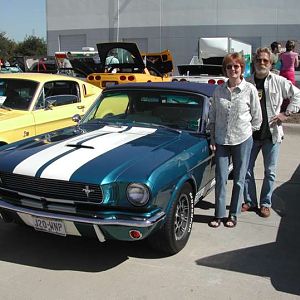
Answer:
[{"left": 148, "top": 182, "right": 194, "bottom": 255}]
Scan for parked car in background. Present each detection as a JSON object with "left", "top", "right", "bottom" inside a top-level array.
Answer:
[
  {"left": 0, "top": 62, "right": 23, "bottom": 74},
  {"left": 0, "top": 82, "right": 217, "bottom": 255},
  {"left": 0, "top": 73, "right": 101, "bottom": 145},
  {"left": 10, "top": 56, "right": 59, "bottom": 74},
  {"left": 87, "top": 42, "right": 173, "bottom": 88},
  {"left": 55, "top": 48, "right": 101, "bottom": 78}
]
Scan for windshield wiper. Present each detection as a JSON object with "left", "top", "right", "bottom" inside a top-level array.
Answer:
[
  {"left": 0, "top": 104, "right": 12, "bottom": 111},
  {"left": 130, "top": 121, "right": 182, "bottom": 134},
  {"left": 87, "top": 119, "right": 126, "bottom": 128}
]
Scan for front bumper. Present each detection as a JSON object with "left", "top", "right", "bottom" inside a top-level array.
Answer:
[{"left": 0, "top": 199, "right": 166, "bottom": 241}]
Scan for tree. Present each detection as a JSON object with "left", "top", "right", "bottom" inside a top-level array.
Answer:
[
  {"left": 15, "top": 35, "right": 47, "bottom": 57},
  {"left": 0, "top": 32, "right": 17, "bottom": 61}
]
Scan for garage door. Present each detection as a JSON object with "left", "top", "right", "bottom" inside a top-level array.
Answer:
[{"left": 59, "top": 34, "right": 87, "bottom": 51}]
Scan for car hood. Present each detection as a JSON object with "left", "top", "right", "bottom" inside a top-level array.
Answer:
[
  {"left": 0, "top": 124, "right": 201, "bottom": 184},
  {"left": 96, "top": 42, "right": 145, "bottom": 72}
]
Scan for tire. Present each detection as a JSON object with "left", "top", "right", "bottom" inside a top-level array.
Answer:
[{"left": 148, "top": 182, "right": 194, "bottom": 255}]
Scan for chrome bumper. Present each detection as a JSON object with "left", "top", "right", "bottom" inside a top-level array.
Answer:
[{"left": 0, "top": 199, "right": 166, "bottom": 228}]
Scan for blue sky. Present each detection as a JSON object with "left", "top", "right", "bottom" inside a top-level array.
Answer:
[{"left": 0, "top": 0, "right": 46, "bottom": 41}]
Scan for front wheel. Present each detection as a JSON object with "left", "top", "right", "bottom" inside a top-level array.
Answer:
[{"left": 148, "top": 182, "right": 194, "bottom": 255}]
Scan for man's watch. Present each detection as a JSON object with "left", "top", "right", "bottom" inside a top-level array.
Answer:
[{"left": 284, "top": 110, "right": 291, "bottom": 117}]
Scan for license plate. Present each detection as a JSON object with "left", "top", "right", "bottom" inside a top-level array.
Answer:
[
  {"left": 32, "top": 216, "right": 66, "bottom": 236},
  {"left": 104, "top": 81, "right": 118, "bottom": 87}
]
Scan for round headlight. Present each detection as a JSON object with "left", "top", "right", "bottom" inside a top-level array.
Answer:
[{"left": 126, "top": 183, "right": 150, "bottom": 206}]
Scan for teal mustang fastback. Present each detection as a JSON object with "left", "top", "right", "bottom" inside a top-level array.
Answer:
[{"left": 0, "top": 82, "right": 216, "bottom": 255}]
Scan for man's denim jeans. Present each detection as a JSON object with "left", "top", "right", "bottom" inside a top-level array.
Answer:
[
  {"left": 215, "top": 136, "right": 253, "bottom": 218},
  {"left": 244, "top": 139, "right": 280, "bottom": 208}
]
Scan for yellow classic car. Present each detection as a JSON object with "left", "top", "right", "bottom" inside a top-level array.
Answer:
[
  {"left": 87, "top": 42, "right": 173, "bottom": 88},
  {"left": 0, "top": 73, "right": 101, "bottom": 145}
]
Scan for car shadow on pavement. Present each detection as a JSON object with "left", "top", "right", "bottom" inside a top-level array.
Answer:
[
  {"left": 0, "top": 222, "right": 167, "bottom": 272},
  {"left": 195, "top": 164, "right": 300, "bottom": 296}
]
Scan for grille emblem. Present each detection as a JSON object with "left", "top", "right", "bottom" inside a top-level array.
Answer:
[{"left": 82, "top": 185, "right": 95, "bottom": 197}]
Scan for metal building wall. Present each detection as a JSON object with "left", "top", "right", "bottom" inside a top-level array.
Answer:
[{"left": 46, "top": 0, "right": 300, "bottom": 70}]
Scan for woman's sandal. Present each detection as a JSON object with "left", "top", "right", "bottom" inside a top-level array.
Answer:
[
  {"left": 225, "top": 215, "right": 237, "bottom": 228},
  {"left": 208, "top": 218, "right": 222, "bottom": 228}
]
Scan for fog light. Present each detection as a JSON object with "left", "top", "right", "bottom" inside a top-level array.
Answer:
[{"left": 129, "top": 230, "right": 142, "bottom": 239}]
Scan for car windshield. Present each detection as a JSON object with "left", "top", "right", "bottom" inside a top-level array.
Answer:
[
  {"left": 82, "top": 90, "right": 204, "bottom": 132},
  {"left": 0, "top": 79, "right": 38, "bottom": 110},
  {"left": 103, "top": 47, "right": 145, "bottom": 74}
]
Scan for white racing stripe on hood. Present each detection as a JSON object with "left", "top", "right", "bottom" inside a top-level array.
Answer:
[
  {"left": 13, "top": 125, "right": 128, "bottom": 176},
  {"left": 40, "top": 127, "right": 156, "bottom": 181}
]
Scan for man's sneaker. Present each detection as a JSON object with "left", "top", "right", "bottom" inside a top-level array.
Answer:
[
  {"left": 260, "top": 206, "right": 271, "bottom": 218},
  {"left": 241, "top": 203, "right": 258, "bottom": 212}
]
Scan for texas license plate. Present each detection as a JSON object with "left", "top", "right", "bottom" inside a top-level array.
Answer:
[{"left": 32, "top": 216, "right": 66, "bottom": 236}]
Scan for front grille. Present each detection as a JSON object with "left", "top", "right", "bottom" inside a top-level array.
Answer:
[{"left": 0, "top": 172, "right": 103, "bottom": 204}]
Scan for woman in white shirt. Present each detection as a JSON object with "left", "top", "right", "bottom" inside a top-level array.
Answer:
[{"left": 208, "top": 52, "right": 262, "bottom": 228}]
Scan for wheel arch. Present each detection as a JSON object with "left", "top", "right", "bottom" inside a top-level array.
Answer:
[{"left": 165, "top": 174, "right": 196, "bottom": 214}]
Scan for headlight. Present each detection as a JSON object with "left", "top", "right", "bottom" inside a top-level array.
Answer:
[{"left": 126, "top": 183, "right": 150, "bottom": 206}]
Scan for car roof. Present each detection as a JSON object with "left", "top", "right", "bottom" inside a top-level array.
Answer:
[
  {"left": 104, "top": 81, "right": 217, "bottom": 97},
  {"left": 0, "top": 73, "right": 86, "bottom": 83}
]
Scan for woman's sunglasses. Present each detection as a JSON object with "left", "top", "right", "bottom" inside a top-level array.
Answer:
[{"left": 226, "top": 64, "right": 240, "bottom": 70}]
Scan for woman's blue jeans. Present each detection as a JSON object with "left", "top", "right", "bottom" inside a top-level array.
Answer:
[
  {"left": 214, "top": 136, "right": 253, "bottom": 218},
  {"left": 244, "top": 139, "right": 280, "bottom": 208}
]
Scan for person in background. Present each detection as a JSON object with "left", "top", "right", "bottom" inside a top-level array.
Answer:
[
  {"left": 208, "top": 52, "right": 262, "bottom": 228},
  {"left": 279, "top": 40, "right": 299, "bottom": 85},
  {"left": 61, "top": 52, "right": 74, "bottom": 76},
  {"left": 105, "top": 49, "right": 120, "bottom": 73},
  {"left": 270, "top": 41, "right": 282, "bottom": 74},
  {"left": 242, "top": 47, "right": 300, "bottom": 217}
]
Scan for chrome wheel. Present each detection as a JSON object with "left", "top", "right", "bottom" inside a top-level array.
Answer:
[
  {"left": 174, "top": 193, "right": 190, "bottom": 240},
  {"left": 148, "top": 182, "right": 194, "bottom": 255}
]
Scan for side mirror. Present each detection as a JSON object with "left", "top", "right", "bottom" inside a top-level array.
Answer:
[
  {"left": 45, "top": 101, "right": 55, "bottom": 110},
  {"left": 72, "top": 114, "right": 81, "bottom": 123},
  {"left": 45, "top": 96, "right": 57, "bottom": 110}
]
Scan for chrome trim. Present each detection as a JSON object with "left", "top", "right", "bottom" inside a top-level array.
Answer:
[
  {"left": 0, "top": 199, "right": 165, "bottom": 228},
  {"left": 93, "top": 225, "right": 106, "bottom": 242},
  {"left": 19, "top": 192, "right": 75, "bottom": 204},
  {"left": 0, "top": 187, "right": 87, "bottom": 204}
]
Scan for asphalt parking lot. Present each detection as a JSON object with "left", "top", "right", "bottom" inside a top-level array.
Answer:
[{"left": 0, "top": 123, "right": 299, "bottom": 300}]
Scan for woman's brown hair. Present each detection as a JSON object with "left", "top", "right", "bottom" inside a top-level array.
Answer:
[{"left": 222, "top": 52, "right": 245, "bottom": 79}]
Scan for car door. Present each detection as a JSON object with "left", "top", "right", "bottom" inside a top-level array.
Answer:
[
  {"left": 0, "top": 78, "right": 37, "bottom": 144},
  {"left": 32, "top": 80, "right": 89, "bottom": 135},
  {"left": 194, "top": 95, "right": 216, "bottom": 199}
]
